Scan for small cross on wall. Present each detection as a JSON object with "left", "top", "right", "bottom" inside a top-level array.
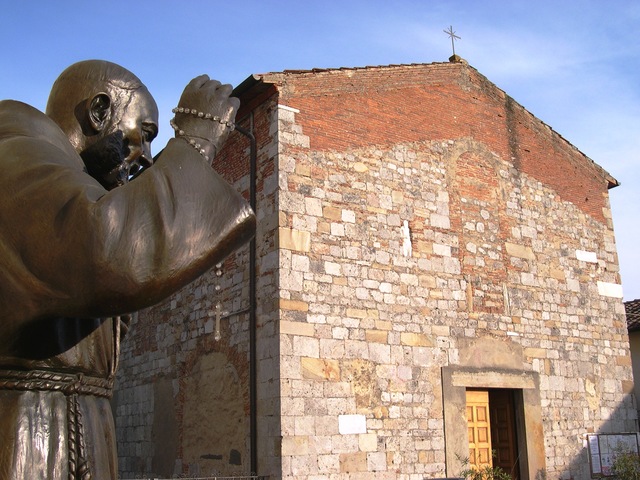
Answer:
[{"left": 214, "top": 302, "right": 228, "bottom": 341}]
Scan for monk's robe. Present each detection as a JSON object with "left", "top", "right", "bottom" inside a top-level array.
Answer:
[{"left": 0, "top": 100, "right": 255, "bottom": 480}]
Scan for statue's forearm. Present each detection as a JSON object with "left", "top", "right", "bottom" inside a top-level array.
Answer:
[
  {"left": 84, "top": 138, "right": 256, "bottom": 315},
  {"left": 0, "top": 137, "right": 254, "bottom": 325}
]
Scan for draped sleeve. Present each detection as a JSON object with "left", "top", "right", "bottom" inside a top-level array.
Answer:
[{"left": 0, "top": 100, "right": 255, "bottom": 340}]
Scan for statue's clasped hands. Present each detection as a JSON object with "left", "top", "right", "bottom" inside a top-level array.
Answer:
[{"left": 171, "top": 75, "right": 240, "bottom": 164}]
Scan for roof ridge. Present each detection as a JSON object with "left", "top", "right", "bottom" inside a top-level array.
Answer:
[{"left": 267, "top": 60, "right": 454, "bottom": 77}]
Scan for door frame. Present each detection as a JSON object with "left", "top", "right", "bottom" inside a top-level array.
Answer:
[{"left": 442, "top": 367, "right": 546, "bottom": 479}]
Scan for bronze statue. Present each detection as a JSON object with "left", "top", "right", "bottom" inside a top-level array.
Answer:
[{"left": 0, "top": 60, "right": 255, "bottom": 480}]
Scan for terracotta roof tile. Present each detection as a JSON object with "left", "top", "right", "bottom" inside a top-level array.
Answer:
[{"left": 625, "top": 299, "right": 640, "bottom": 331}]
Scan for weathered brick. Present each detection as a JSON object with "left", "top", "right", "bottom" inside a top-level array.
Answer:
[
  {"left": 280, "top": 227, "right": 311, "bottom": 252},
  {"left": 301, "top": 357, "right": 341, "bottom": 381},
  {"left": 340, "top": 452, "right": 367, "bottom": 473},
  {"left": 280, "top": 299, "right": 310, "bottom": 312},
  {"left": 400, "top": 332, "right": 434, "bottom": 347}
]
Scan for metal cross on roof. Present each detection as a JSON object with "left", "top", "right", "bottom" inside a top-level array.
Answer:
[{"left": 444, "top": 25, "right": 461, "bottom": 56}]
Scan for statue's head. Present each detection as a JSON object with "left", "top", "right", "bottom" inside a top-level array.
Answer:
[{"left": 46, "top": 60, "right": 159, "bottom": 189}]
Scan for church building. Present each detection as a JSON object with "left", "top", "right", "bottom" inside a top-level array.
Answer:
[{"left": 113, "top": 58, "right": 636, "bottom": 480}]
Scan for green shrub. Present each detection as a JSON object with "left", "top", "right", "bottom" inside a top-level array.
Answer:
[
  {"left": 612, "top": 450, "right": 640, "bottom": 480},
  {"left": 457, "top": 455, "right": 512, "bottom": 480}
]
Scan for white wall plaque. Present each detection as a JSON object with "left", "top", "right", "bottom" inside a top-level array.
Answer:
[
  {"left": 338, "top": 414, "right": 367, "bottom": 435},
  {"left": 576, "top": 249, "right": 598, "bottom": 263},
  {"left": 597, "top": 281, "right": 624, "bottom": 298}
]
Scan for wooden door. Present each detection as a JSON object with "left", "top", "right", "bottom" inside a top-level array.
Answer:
[
  {"left": 490, "top": 390, "right": 519, "bottom": 479},
  {"left": 466, "top": 390, "right": 492, "bottom": 469}
]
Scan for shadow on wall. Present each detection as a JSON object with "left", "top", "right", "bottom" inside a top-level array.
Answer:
[
  {"left": 550, "top": 392, "right": 637, "bottom": 479},
  {"left": 443, "top": 335, "right": 638, "bottom": 480}
]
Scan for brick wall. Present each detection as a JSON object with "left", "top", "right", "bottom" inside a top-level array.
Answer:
[{"left": 266, "top": 63, "right": 615, "bottom": 224}]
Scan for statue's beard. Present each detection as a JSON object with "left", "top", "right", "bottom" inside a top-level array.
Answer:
[{"left": 80, "top": 131, "right": 129, "bottom": 190}]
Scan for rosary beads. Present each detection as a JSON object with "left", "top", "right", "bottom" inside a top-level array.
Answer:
[
  {"left": 169, "top": 106, "right": 235, "bottom": 162},
  {"left": 171, "top": 107, "right": 235, "bottom": 130}
]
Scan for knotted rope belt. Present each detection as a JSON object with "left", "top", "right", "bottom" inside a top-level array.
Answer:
[
  {"left": 0, "top": 368, "right": 113, "bottom": 397},
  {"left": 0, "top": 368, "right": 114, "bottom": 480}
]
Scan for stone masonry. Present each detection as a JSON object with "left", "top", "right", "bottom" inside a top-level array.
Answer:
[{"left": 114, "top": 61, "right": 636, "bottom": 480}]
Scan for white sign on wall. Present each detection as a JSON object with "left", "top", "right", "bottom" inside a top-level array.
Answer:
[
  {"left": 338, "top": 414, "right": 367, "bottom": 435},
  {"left": 587, "top": 433, "right": 640, "bottom": 477}
]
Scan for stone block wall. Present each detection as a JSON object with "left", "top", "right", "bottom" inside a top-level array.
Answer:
[
  {"left": 115, "top": 62, "right": 636, "bottom": 480},
  {"left": 274, "top": 131, "right": 634, "bottom": 478},
  {"left": 270, "top": 62, "right": 634, "bottom": 479}
]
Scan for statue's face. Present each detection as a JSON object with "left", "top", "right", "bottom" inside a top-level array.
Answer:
[
  {"left": 82, "top": 87, "right": 159, "bottom": 189},
  {"left": 110, "top": 87, "right": 159, "bottom": 176}
]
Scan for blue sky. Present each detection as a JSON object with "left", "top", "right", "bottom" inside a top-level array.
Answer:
[{"left": 2, "top": 0, "right": 639, "bottom": 300}]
